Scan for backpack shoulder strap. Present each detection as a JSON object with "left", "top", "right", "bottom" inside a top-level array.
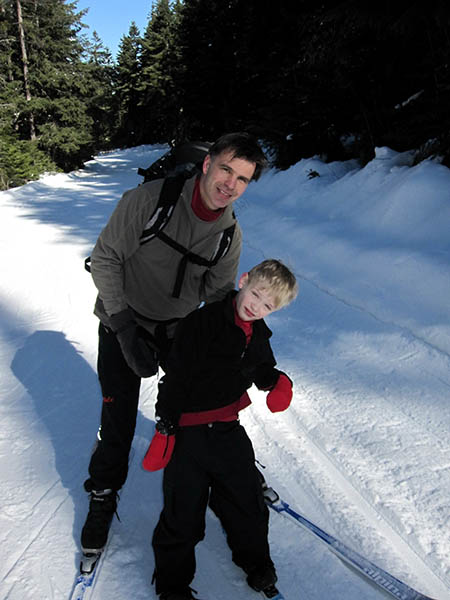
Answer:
[
  {"left": 139, "top": 174, "right": 187, "bottom": 245},
  {"left": 209, "top": 222, "right": 236, "bottom": 267},
  {"left": 84, "top": 174, "right": 187, "bottom": 272}
]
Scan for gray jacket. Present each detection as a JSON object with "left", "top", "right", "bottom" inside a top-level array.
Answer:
[{"left": 90, "top": 176, "right": 242, "bottom": 335}]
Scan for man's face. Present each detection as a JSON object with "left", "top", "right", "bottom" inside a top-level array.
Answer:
[
  {"left": 199, "top": 150, "right": 256, "bottom": 211},
  {"left": 235, "top": 274, "right": 277, "bottom": 322}
]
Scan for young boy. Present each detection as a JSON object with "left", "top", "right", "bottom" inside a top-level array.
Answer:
[{"left": 143, "top": 259, "right": 298, "bottom": 600}]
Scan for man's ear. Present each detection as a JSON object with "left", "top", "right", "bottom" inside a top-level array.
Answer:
[
  {"left": 238, "top": 273, "right": 248, "bottom": 289},
  {"left": 202, "top": 154, "right": 211, "bottom": 175}
]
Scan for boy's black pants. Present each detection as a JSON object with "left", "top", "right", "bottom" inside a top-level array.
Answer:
[
  {"left": 152, "top": 421, "right": 273, "bottom": 594},
  {"left": 86, "top": 322, "right": 171, "bottom": 492}
]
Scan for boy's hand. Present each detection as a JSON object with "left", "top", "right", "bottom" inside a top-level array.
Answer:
[
  {"left": 142, "top": 417, "right": 176, "bottom": 471},
  {"left": 266, "top": 373, "right": 292, "bottom": 413}
]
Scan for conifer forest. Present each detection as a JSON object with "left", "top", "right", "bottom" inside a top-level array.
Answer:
[{"left": 1, "top": 0, "right": 449, "bottom": 189}]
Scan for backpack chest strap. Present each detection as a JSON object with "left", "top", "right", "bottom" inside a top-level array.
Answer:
[{"left": 156, "top": 226, "right": 234, "bottom": 298}]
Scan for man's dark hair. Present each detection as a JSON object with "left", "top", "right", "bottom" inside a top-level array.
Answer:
[{"left": 209, "top": 132, "right": 268, "bottom": 181}]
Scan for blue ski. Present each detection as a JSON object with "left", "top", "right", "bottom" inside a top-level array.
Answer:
[
  {"left": 263, "top": 485, "right": 436, "bottom": 600},
  {"left": 69, "top": 552, "right": 102, "bottom": 600},
  {"left": 70, "top": 536, "right": 114, "bottom": 600}
]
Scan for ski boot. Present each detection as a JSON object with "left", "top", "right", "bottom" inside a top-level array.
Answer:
[{"left": 80, "top": 487, "right": 118, "bottom": 572}]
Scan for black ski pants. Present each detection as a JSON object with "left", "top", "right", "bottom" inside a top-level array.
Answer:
[
  {"left": 86, "top": 322, "right": 171, "bottom": 492},
  {"left": 152, "top": 421, "right": 273, "bottom": 595}
]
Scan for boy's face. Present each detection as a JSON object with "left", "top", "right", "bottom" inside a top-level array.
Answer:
[
  {"left": 235, "top": 274, "right": 277, "bottom": 322},
  {"left": 199, "top": 150, "right": 256, "bottom": 211}
]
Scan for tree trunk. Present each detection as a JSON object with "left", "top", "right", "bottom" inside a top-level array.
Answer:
[{"left": 16, "top": 0, "right": 36, "bottom": 139}]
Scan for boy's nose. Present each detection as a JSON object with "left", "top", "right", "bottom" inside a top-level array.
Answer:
[{"left": 250, "top": 299, "right": 259, "bottom": 312}]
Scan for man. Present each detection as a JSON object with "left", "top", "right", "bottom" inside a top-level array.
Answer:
[{"left": 81, "top": 132, "right": 268, "bottom": 556}]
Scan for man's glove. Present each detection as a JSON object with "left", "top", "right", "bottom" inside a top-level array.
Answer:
[
  {"left": 266, "top": 373, "right": 293, "bottom": 413},
  {"left": 142, "top": 417, "right": 176, "bottom": 471},
  {"left": 110, "top": 308, "right": 158, "bottom": 378}
]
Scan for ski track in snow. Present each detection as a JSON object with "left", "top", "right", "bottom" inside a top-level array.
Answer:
[
  {"left": 281, "top": 267, "right": 450, "bottom": 556},
  {"left": 253, "top": 302, "right": 450, "bottom": 599},
  {"left": 0, "top": 146, "right": 449, "bottom": 600},
  {"left": 296, "top": 271, "right": 450, "bottom": 362},
  {"left": 252, "top": 394, "right": 447, "bottom": 590}
]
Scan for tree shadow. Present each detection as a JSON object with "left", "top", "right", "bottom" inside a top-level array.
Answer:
[{"left": 8, "top": 145, "right": 168, "bottom": 248}]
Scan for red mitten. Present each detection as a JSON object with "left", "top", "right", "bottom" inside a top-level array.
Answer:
[
  {"left": 142, "top": 431, "right": 175, "bottom": 471},
  {"left": 266, "top": 373, "right": 292, "bottom": 413}
]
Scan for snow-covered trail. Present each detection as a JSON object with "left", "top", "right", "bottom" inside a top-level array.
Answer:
[
  {"left": 239, "top": 154, "right": 450, "bottom": 599},
  {"left": 0, "top": 146, "right": 449, "bottom": 600}
]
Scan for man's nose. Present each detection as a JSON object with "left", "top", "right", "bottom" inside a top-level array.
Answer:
[{"left": 224, "top": 173, "right": 237, "bottom": 190}]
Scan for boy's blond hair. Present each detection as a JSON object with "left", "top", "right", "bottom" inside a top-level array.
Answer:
[{"left": 247, "top": 259, "right": 298, "bottom": 308}]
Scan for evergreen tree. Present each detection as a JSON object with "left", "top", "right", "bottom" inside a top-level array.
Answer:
[
  {"left": 175, "top": 0, "right": 290, "bottom": 142},
  {"left": 81, "top": 31, "right": 116, "bottom": 148},
  {"left": 138, "top": 0, "right": 180, "bottom": 143},
  {"left": 290, "top": 1, "right": 450, "bottom": 165},
  {"left": 0, "top": 0, "right": 112, "bottom": 173},
  {"left": 0, "top": 132, "right": 58, "bottom": 190},
  {"left": 0, "top": 0, "right": 23, "bottom": 134},
  {"left": 174, "top": 1, "right": 450, "bottom": 167},
  {"left": 176, "top": 0, "right": 237, "bottom": 140},
  {"left": 113, "top": 22, "right": 143, "bottom": 147},
  {"left": 21, "top": 0, "right": 95, "bottom": 168}
]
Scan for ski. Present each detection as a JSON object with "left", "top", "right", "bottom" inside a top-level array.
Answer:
[
  {"left": 263, "top": 485, "right": 436, "bottom": 600},
  {"left": 69, "top": 550, "right": 103, "bottom": 600},
  {"left": 70, "top": 450, "right": 133, "bottom": 599}
]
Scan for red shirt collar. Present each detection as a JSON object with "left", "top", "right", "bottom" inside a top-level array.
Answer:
[
  {"left": 191, "top": 177, "right": 224, "bottom": 221},
  {"left": 233, "top": 298, "right": 253, "bottom": 344}
]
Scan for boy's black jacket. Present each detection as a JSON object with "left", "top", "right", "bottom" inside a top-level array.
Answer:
[{"left": 156, "top": 290, "right": 282, "bottom": 424}]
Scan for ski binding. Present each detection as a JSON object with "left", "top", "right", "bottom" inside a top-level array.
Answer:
[
  {"left": 260, "top": 583, "right": 285, "bottom": 599},
  {"left": 80, "top": 550, "right": 102, "bottom": 574}
]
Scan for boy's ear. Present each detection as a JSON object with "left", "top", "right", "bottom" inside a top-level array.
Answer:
[{"left": 238, "top": 273, "right": 248, "bottom": 289}]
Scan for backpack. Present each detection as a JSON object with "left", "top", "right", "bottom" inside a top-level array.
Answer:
[
  {"left": 85, "top": 141, "right": 236, "bottom": 299},
  {"left": 137, "top": 140, "right": 212, "bottom": 183}
]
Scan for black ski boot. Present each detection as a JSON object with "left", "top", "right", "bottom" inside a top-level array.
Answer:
[
  {"left": 247, "top": 565, "right": 278, "bottom": 596},
  {"left": 81, "top": 488, "right": 118, "bottom": 552}
]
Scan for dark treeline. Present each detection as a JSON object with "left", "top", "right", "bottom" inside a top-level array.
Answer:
[{"left": 1, "top": 0, "right": 449, "bottom": 189}]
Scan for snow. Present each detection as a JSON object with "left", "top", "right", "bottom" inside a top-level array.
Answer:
[{"left": 0, "top": 144, "right": 449, "bottom": 600}]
